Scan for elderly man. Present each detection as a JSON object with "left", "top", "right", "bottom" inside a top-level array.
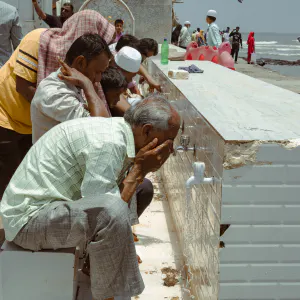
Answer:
[
  {"left": 0, "top": 95, "right": 180, "bottom": 300},
  {"left": 0, "top": 1, "right": 23, "bottom": 67},
  {"left": 179, "top": 21, "right": 192, "bottom": 49},
  {"left": 206, "top": 10, "right": 222, "bottom": 48}
]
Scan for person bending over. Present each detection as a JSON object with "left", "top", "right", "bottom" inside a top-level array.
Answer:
[
  {"left": 138, "top": 38, "right": 159, "bottom": 61},
  {"left": 31, "top": 33, "right": 112, "bottom": 144},
  {"left": 0, "top": 11, "right": 115, "bottom": 198},
  {"left": 1, "top": 95, "right": 180, "bottom": 300},
  {"left": 109, "top": 35, "right": 161, "bottom": 114},
  {"left": 100, "top": 66, "right": 128, "bottom": 109},
  {"left": 32, "top": 0, "right": 74, "bottom": 28},
  {"left": 31, "top": 39, "right": 153, "bottom": 231}
]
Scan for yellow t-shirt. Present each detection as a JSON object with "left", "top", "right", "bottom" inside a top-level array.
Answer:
[{"left": 0, "top": 28, "right": 46, "bottom": 134}]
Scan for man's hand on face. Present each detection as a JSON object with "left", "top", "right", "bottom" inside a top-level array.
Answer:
[
  {"left": 58, "top": 58, "right": 93, "bottom": 91},
  {"left": 134, "top": 138, "right": 174, "bottom": 177}
]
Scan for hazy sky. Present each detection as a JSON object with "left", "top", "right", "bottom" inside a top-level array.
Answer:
[{"left": 175, "top": 0, "right": 300, "bottom": 33}]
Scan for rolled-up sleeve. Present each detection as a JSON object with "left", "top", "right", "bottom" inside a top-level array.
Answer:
[{"left": 41, "top": 93, "right": 90, "bottom": 123}]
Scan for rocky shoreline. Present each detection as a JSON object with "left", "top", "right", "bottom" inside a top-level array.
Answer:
[
  {"left": 242, "top": 57, "right": 300, "bottom": 66},
  {"left": 259, "top": 58, "right": 300, "bottom": 66}
]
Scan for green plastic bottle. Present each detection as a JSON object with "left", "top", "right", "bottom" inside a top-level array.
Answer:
[{"left": 161, "top": 38, "right": 169, "bottom": 65}]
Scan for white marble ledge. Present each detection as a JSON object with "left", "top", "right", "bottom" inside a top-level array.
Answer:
[{"left": 151, "top": 58, "right": 300, "bottom": 142}]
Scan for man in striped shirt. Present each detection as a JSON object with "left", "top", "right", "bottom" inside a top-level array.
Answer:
[{"left": 0, "top": 28, "right": 45, "bottom": 198}]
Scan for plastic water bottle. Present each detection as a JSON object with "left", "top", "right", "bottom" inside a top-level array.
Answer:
[{"left": 161, "top": 38, "right": 169, "bottom": 65}]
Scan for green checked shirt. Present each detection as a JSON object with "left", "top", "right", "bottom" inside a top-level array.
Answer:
[{"left": 0, "top": 117, "right": 135, "bottom": 241}]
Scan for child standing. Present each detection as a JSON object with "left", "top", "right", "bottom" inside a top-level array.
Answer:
[{"left": 114, "top": 19, "right": 124, "bottom": 43}]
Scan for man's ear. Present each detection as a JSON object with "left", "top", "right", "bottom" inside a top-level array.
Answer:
[
  {"left": 72, "top": 55, "right": 87, "bottom": 72},
  {"left": 141, "top": 124, "right": 153, "bottom": 137}
]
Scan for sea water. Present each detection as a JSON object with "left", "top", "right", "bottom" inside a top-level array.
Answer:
[{"left": 239, "top": 32, "right": 300, "bottom": 77}]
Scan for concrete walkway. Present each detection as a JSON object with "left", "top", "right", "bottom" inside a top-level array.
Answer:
[
  {"left": 133, "top": 172, "right": 184, "bottom": 300},
  {"left": 234, "top": 59, "right": 300, "bottom": 94}
]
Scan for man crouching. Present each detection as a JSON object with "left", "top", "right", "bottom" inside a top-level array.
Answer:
[{"left": 0, "top": 95, "right": 180, "bottom": 300}]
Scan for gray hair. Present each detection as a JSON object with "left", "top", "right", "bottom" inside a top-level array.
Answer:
[{"left": 124, "top": 94, "right": 175, "bottom": 130}]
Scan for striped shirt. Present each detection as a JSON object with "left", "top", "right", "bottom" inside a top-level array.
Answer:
[
  {"left": 0, "top": 1, "right": 23, "bottom": 67},
  {"left": 0, "top": 28, "right": 46, "bottom": 134},
  {"left": 0, "top": 117, "right": 136, "bottom": 241}
]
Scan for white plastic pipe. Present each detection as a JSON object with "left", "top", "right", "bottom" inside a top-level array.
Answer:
[{"left": 186, "top": 162, "right": 214, "bottom": 204}]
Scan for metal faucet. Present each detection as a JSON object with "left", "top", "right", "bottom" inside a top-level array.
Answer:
[
  {"left": 174, "top": 135, "right": 195, "bottom": 156},
  {"left": 174, "top": 134, "right": 213, "bottom": 156}
]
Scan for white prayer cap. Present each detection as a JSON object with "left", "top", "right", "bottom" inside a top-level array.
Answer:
[
  {"left": 115, "top": 46, "right": 142, "bottom": 73},
  {"left": 207, "top": 10, "right": 217, "bottom": 18},
  {"left": 184, "top": 21, "right": 191, "bottom": 25}
]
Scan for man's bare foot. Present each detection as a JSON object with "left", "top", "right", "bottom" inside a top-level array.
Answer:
[
  {"left": 133, "top": 233, "right": 139, "bottom": 242},
  {"left": 137, "top": 255, "right": 142, "bottom": 264}
]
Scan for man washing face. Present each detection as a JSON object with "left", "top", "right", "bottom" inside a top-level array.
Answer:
[{"left": 1, "top": 95, "right": 180, "bottom": 300}]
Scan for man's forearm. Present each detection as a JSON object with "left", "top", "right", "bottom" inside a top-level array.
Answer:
[
  {"left": 138, "top": 64, "right": 150, "bottom": 81},
  {"left": 16, "top": 76, "right": 36, "bottom": 103},
  {"left": 121, "top": 165, "right": 144, "bottom": 204},
  {"left": 138, "top": 65, "right": 161, "bottom": 91},
  {"left": 84, "top": 85, "right": 110, "bottom": 117},
  {"left": 33, "top": 1, "right": 47, "bottom": 20}
]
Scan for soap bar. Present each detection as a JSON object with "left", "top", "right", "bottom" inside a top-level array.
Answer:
[{"left": 168, "top": 70, "right": 189, "bottom": 80}]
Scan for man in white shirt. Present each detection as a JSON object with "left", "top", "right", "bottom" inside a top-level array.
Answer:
[
  {"left": 206, "top": 10, "right": 222, "bottom": 48},
  {"left": 31, "top": 33, "right": 116, "bottom": 143},
  {"left": 223, "top": 27, "right": 230, "bottom": 43},
  {"left": 179, "top": 21, "right": 192, "bottom": 49},
  {"left": 0, "top": 95, "right": 180, "bottom": 300}
]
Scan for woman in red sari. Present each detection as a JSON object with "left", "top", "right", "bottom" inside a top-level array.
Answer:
[{"left": 247, "top": 32, "right": 255, "bottom": 64}]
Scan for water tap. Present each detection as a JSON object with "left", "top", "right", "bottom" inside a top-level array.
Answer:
[{"left": 174, "top": 135, "right": 195, "bottom": 156}]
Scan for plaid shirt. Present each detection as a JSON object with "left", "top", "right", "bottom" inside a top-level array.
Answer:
[{"left": 0, "top": 117, "right": 135, "bottom": 241}]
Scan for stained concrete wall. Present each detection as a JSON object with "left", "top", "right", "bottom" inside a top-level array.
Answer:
[{"left": 72, "top": 0, "right": 172, "bottom": 42}]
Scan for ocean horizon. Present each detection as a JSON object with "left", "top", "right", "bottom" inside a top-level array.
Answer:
[{"left": 238, "top": 32, "right": 300, "bottom": 77}]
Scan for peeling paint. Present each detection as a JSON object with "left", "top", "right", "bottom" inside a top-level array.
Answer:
[
  {"left": 223, "top": 141, "right": 262, "bottom": 170},
  {"left": 278, "top": 139, "right": 300, "bottom": 150}
]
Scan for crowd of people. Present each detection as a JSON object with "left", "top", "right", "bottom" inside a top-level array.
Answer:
[
  {"left": 0, "top": 2, "right": 258, "bottom": 299},
  {"left": 0, "top": 2, "right": 179, "bottom": 300},
  {"left": 171, "top": 9, "right": 256, "bottom": 64}
]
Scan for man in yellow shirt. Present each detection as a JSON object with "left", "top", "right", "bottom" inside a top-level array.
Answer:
[{"left": 0, "top": 28, "right": 46, "bottom": 197}]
